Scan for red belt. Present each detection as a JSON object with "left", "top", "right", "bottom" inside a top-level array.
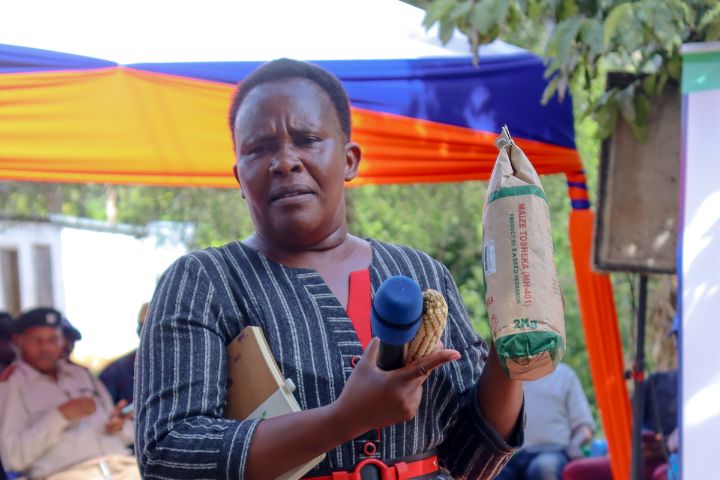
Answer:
[{"left": 304, "top": 455, "right": 439, "bottom": 480}]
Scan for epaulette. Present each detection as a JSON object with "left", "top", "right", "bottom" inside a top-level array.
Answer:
[{"left": 0, "top": 363, "right": 17, "bottom": 382}]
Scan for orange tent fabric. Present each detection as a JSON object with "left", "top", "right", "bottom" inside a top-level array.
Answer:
[
  {"left": 570, "top": 206, "right": 632, "bottom": 480},
  {"left": 0, "top": 67, "right": 581, "bottom": 187}
]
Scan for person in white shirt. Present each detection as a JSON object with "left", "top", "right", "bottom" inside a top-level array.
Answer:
[
  {"left": 496, "top": 363, "right": 595, "bottom": 480},
  {"left": 0, "top": 307, "right": 139, "bottom": 480}
]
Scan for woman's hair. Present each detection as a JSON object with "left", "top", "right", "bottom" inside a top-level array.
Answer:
[{"left": 228, "top": 58, "right": 351, "bottom": 144}]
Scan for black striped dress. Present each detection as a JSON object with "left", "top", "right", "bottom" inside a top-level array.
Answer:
[{"left": 135, "top": 238, "right": 522, "bottom": 479}]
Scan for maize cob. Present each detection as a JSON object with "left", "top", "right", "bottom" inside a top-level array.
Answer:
[{"left": 405, "top": 289, "right": 448, "bottom": 363}]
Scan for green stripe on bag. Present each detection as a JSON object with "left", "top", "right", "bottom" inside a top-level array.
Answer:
[
  {"left": 495, "top": 331, "right": 565, "bottom": 374},
  {"left": 487, "top": 185, "right": 547, "bottom": 204}
]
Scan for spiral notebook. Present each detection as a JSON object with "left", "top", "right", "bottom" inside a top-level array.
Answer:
[{"left": 225, "top": 326, "right": 325, "bottom": 480}]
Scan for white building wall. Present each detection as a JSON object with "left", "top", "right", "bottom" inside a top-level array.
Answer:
[
  {"left": 0, "top": 219, "right": 187, "bottom": 369},
  {"left": 0, "top": 221, "right": 65, "bottom": 312},
  {"left": 59, "top": 226, "right": 186, "bottom": 368}
]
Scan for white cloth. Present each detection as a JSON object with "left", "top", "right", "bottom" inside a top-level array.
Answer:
[
  {"left": 45, "top": 454, "right": 139, "bottom": 480},
  {"left": 523, "top": 363, "right": 595, "bottom": 449},
  {"left": 0, "top": 360, "right": 134, "bottom": 479}
]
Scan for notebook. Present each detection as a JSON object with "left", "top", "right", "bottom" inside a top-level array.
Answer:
[{"left": 225, "top": 326, "right": 326, "bottom": 480}]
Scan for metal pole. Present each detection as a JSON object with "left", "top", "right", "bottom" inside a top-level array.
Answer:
[{"left": 631, "top": 274, "right": 648, "bottom": 480}]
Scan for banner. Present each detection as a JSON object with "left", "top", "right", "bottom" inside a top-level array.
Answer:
[{"left": 680, "top": 41, "right": 720, "bottom": 479}]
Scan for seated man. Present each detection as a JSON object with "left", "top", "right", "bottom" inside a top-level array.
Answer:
[
  {"left": 0, "top": 311, "right": 15, "bottom": 480},
  {"left": 0, "top": 311, "right": 15, "bottom": 374},
  {"left": 564, "top": 314, "right": 680, "bottom": 480},
  {"left": 0, "top": 312, "right": 15, "bottom": 375},
  {"left": 497, "top": 363, "right": 595, "bottom": 480},
  {"left": 60, "top": 317, "right": 82, "bottom": 363},
  {"left": 0, "top": 307, "right": 139, "bottom": 480},
  {"left": 562, "top": 369, "right": 679, "bottom": 480}
]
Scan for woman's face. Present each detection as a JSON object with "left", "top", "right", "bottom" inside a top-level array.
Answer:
[{"left": 233, "top": 78, "right": 360, "bottom": 248}]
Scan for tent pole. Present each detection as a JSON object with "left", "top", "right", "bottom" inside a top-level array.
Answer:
[{"left": 631, "top": 274, "right": 648, "bottom": 480}]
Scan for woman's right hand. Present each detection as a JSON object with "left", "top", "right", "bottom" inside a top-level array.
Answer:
[{"left": 331, "top": 338, "right": 460, "bottom": 437}]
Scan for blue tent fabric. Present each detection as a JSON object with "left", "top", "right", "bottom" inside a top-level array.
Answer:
[
  {"left": 129, "top": 56, "right": 576, "bottom": 149},
  {"left": 0, "top": 43, "right": 575, "bottom": 149},
  {"left": 0, "top": 44, "right": 115, "bottom": 73}
]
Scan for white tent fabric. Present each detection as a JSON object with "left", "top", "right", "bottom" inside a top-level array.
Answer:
[{"left": 0, "top": 0, "right": 525, "bottom": 63}]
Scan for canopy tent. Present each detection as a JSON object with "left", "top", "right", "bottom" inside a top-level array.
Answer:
[
  {"left": 0, "top": 44, "right": 580, "bottom": 187},
  {"left": 0, "top": 0, "right": 630, "bottom": 477}
]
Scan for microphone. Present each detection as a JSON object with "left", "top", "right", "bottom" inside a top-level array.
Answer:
[{"left": 371, "top": 276, "right": 424, "bottom": 371}]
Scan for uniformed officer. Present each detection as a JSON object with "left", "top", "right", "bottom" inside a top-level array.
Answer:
[
  {"left": 0, "top": 307, "right": 139, "bottom": 479},
  {"left": 0, "top": 311, "right": 15, "bottom": 373}
]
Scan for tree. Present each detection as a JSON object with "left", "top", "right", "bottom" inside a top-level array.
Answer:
[
  {"left": 406, "top": 0, "right": 720, "bottom": 140},
  {"left": 0, "top": 181, "right": 253, "bottom": 249},
  {"left": 401, "top": 0, "right": 693, "bottom": 429}
]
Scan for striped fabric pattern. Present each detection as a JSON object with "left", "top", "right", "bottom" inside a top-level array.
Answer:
[{"left": 135, "top": 238, "right": 522, "bottom": 479}]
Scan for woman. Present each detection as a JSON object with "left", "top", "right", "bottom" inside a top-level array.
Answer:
[{"left": 135, "top": 59, "right": 524, "bottom": 480}]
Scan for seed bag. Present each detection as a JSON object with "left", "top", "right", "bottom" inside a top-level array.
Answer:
[{"left": 482, "top": 126, "right": 565, "bottom": 380}]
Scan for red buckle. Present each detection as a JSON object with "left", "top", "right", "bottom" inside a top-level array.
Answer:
[
  {"left": 353, "top": 458, "right": 389, "bottom": 480},
  {"left": 394, "top": 461, "right": 409, "bottom": 480},
  {"left": 309, "top": 454, "right": 438, "bottom": 480}
]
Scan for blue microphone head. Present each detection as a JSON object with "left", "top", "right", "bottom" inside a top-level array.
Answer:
[{"left": 371, "top": 275, "right": 424, "bottom": 346}]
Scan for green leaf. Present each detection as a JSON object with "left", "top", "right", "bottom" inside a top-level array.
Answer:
[
  {"left": 472, "top": 0, "right": 497, "bottom": 35},
  {"left": 667, "top": 55, "right": 682, "bottom": 81},
  {"left": 544, "top": 57, "right": 561, "bottom": 78},
  {"left": 617, "top": 87, "right": 636, "bottom": 123},
  {"left": 548, "top": 17, "right": 582, "bottom": 70},
  {"left": 559, "top": 0, "right": 579, "bottom": 19},
  {"left": 604, "top": 2, "right": 633, "bottom": 49},
  {"left": 643, "top": 74, "right": 657, "bottom": 95},
  {"left": 629, "top": 121, "right": 648, "bottom": 142},
  {"left": 494, "top": 0, "right": 511, "bottom": 23},
  {"left": 484, "top": 24, "right": 501, "bottom": 43},
  {"left": 541, "top": 76, "right": 560, "bottom": 105},
  {"left": 706, "top": 17, "right": 720, "bottom": 41},
  {"left": 634, "top": 92, "right": 652, "bottom": 126},
  {"left": 448, "top": 0, "right": 474, "bottom": 21},
  {"left": 594, "top": 104, "right": 619, "bottom": 139},
  {"left": 556, "top": 73, "right": 570, "bottom": 101},
  {"left": 423, "top": 0, "right": 457, "bottom": 28},
  {"left": 594, "top": 89, "right": 617, "bottom": 110},
  {"left": 580, "top": 18, "right": 604, "bottom": 58},
  {"left": 439, "top": 18, "right": 456, "bottom": 44},
  {"left": 699, "top": 2, "right": 720, "bottom": 30}
]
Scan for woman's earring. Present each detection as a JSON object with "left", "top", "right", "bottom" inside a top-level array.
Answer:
[{"left": 240, "top": 190, "right": 246, "bottom": 199}]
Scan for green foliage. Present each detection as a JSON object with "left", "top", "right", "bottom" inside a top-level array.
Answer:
[
  {"left": 0, "top": 182, "right": 254, "bottom": 249},
  {"left": 409, "top": 0, "right": 719, "bottom": 140},
  {"left": 111, "top": 186, "right": 254, "bottom": 248},
  {"left": 347, "top": 182, "right": 492, "bottom": 338}
]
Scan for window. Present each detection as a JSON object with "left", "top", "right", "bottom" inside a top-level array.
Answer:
[
  {"left": 0, "top": 248, "right": 21, "bottom": 317},
  {"left": 33, "top": 245, "right": 54, "bottom": 307}
]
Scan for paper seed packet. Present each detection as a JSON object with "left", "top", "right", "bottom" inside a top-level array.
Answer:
[{"left": 482, "top": 126, "right": 566, "bottom": 380}]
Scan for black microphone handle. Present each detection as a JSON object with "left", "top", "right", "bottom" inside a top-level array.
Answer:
[{"left": 377, "top": 342, "right": 406, "bottom": 371}]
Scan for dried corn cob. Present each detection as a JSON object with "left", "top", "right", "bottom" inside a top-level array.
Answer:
[{"left": 405, "top": 289, "right": 448, "bottom": 363}]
